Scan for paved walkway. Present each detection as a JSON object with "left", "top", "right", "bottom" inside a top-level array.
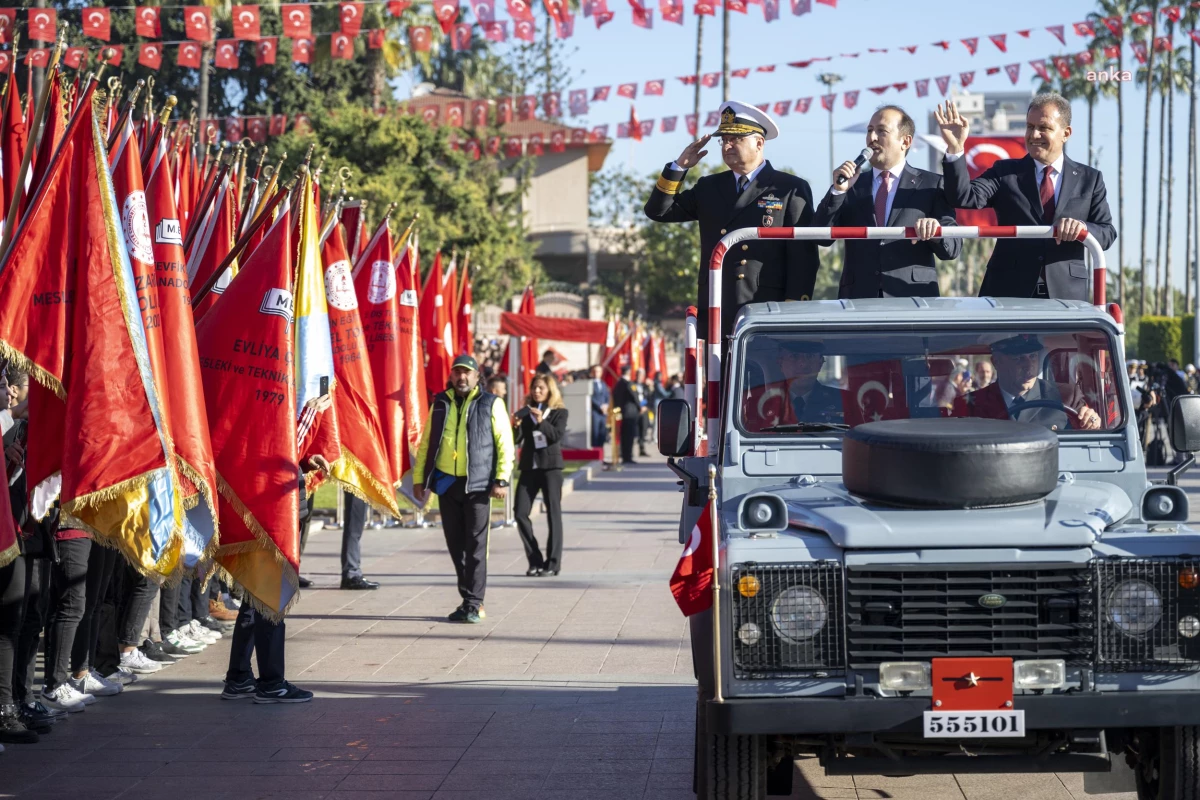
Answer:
[{"left": 2, "top": 460, "right": 1186, "bottom": 799}]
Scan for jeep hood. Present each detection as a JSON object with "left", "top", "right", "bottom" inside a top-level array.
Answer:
[{"left": 782, "top": 480, "right": 1132, "bottom": 549}]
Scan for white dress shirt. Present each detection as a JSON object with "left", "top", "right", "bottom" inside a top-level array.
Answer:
[{"left": 832, "top": 162, "right": 905, "bottom": 223}]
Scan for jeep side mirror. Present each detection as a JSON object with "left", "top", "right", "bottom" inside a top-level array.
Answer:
[
  {"left": 656, "top": 398, "right": 694, "bottom": 458},
  {"left": 1167, "top": 395, "right": 1200, "bottom": 485}
]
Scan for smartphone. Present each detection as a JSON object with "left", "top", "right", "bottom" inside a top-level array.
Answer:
[{"left": 320, "top": 376, "right": 329, "bottom": 396}]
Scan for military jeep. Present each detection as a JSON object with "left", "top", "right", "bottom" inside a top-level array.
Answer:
[{"left": 658, "top": 226, "right": 1200, "bottom": 800}]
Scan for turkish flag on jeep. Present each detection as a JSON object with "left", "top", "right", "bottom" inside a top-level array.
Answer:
[
  {"left": 671, "top": 500, "right": 715, "bottom": 616},
  {"left": 843, "top": 359, "right": 909, "bottom": 426}
]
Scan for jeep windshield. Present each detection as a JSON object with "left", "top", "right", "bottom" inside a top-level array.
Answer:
[{"left": 737, "top": 327, "right": 1124, "bottom": 435}]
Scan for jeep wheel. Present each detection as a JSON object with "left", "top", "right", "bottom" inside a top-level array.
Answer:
[{"left": 1134, "top": 726, "right": 1200, "bottom": 800}]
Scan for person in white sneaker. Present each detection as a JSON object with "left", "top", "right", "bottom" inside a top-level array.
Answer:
[
  {"left": 166, "top": 626, "right": 205, "bottom": 654},
  {"left": 70, "top": 670, "right": 121, "bottom": 699},
  {"left": 41, "top": 523, "right": 92, "bottom": 713},
  {"left": 186, "top": 619, "right": 220, "bottom": 644},
  {"left": 118, "top": 647, "right": 161, "bottom": 675},
  {"left": 41, "top": 681, "right": 93, "bottom": 713}
]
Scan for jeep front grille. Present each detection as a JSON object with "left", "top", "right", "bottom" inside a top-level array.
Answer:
[
  {"left": 1097, "top": 558, "right": 1200, "bottom": 672},
  {"left": 730, "top": 562, "right": 845, "bottom": 679},
  {"left": 845, "top": 566, "right": 1095, "bottom": 669}
]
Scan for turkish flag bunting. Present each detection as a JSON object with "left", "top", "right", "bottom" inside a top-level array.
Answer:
[
  {"left": 82, "top": 8, "right": 111, "bottom": 41},
  {"left": 294, "top": 114, "right": 311, "bottom": 133},
  {"left": 590, "top": 124, "right": 609, "bottom": 140},
  {"left": 645, "top": 79, "right": 664, "bottom": 95},
  {"left": 434, "top": 0, "right": 459, "bottom": 33},
  {"left": 545, "top": 0, "right": 568, "bottom": 23},
  {"left": 446, "top": 102, "right": 464, "bottom": 127},
  {"left": 1164, "top": 6, "right": 1184, "bottom": 22},
  {"left": 791, "top": 0, "right": 811, "bottom": 13},
  {"left": 25, "top": 49, "right": 49, "bottom": 68},
  {"left": 670, "top": 500, "right": 715, "bottom": 616},
  {"left": 868, "top": 86, "right": 888, "bottom": 95},
  {"left": 1102, "top": 16, "right": 1123, "bottom": 37},
  {"left": 914, "top": 78, "right": 929, "bottom": 97},
  {"left": 989, "top": 33, "right": 1006, "bottom": 52},
  {"left": 763, "top": 0, "right": 779, "bottom": 21},
  {"left": 892, "top": 82, "right": 908, "bottom": 91},
  {"left": 474, "top": 0, "right": 496, "bottom": 22},
  {"left": 663, "top": 2, "right": 684, "bottom": 23},
  {"left": 497, "top": 96, "right": 513, "bottom": 123},
  {"left": 593, "top": 86, "right": 611, "bottom": 100},
  {"left": 617, "top": 83, "right": 637, "bottom": 98},
  {"left": 595, "top": 10, "right": 615, "bottom": 26},
  {"left": 178, "top": 42, "right": 202, "bottom": 68},
  {"left": 504, "top": 137, "right": 522, "bottom": 157},
  {"left": 514, "top": 19, "right": 536, "bottom": 41},
  {"left": 772, "top": 101, "right": 790, "bottom": 117},
  {"left": 528, "top": 132, "right": 544, "bottom": 155},
  {"left": 1005, "top": 63, "right": 1020, "bottom": 84},
  {"left": 332, "top": 34, "right": 355, "bottom": 59},
  {"left": 104, "top": 46, "right": 124, "bottom": 66},
  {"left": 0, "top": 9, "right": 15, "bottom": 44},
  {"left": 1155, "top": 37, "right": 1173, "bottom": 52},
  {"left": 632, "top": 5, "right": 653, "bottom": 28},
  {"left": 269, "top": 115, "right": 287, "bottom": 136},
  {"left": 518, "top": 95, "right": 537, "bottom": 120},
  {"left": 214, "top": 40, "right": 240, "bottom": 69},
  {"left": 256, "top": 37, "right": 278, "bottom": 65},
  {"left": 727, "top": 0, "right": 747, "bottom": 11},
  {"left": 842, "top": 90, "right": 858, "bottom": 108},
  {"left": 28, "top": 8, "right": 56, "bottom": 41},
  {"left": 550, "top": 130, "right": 566, "bottom": 152},
  {"left": 139, "top": 43, "right": 163, "bottom": 69},
  {"left": 570, "top": 127, "right": 587, "bottom": 143},
  {"left": 340, "top": 3, "right": 364, "bottom": 35},
  {"left": 1051, "top": 56, "right": 1071, "bottom": 78},
  {"left": 679, "top": 75, "right": 697, "bottom": 85},
  {"left": 1029, "top": 59, "right": 1052, "bottom": 80},
  {"left": 542, "top": 92, "right": 561, "bottom": 116},
  {"left": 1016, "top": 29, "right": 1031, "bottom": 37},
  {"left": 901, "top": 45, "right": 917, "bottom": 53},
  {"left": 185, "top": 6, "right": 214, "bottom": 42},
  {"left": 701, "top": 72, "right": 720, "bottom": 87},
  {"left": 685, "top": 113, "right": 698, "bottom": 135},
  {"left": 819, "top": 94, "right": 835, "bottom": 111},
  {"left": 1130, "top": 41, "right": 1148, "bottom": 63},
  {"left": 389, "top": 0, "right": 413, "bottom": 15},
  {"left": 1076, "top": 51, "right": 1094, "bottom": 66},
  {"left": 1073, "top": 21, "right": 1094, "bottom": 37},
  {"left": 409, "top": 26, "right": 432, "bottom": 51},
  {"left": 661, "top": 115, "right": 678, "bottom": 131},
  {"left": 694, "top": 1, "right": 715, "bottom": 15},
  {"left": 484, "top": 21, "right": 507, "bottom": 41},
  {"left": 569, "top": 89, "right": 588, "bottom": 115},
  {"left": 1046, "top": 24, "right": 1065, "bottom": 44},
  {"left": 368, "top": 29, "right": 386, "bottom": 48},
  {"left": 136, "top": 6, "right": 162, "bottom": 37},
  {"left": 470, "top": 99, "right": 489, "bottom": 127},
  {"left": 555, "top": 15, "right": 574, "bottom": 37},
  {"left": 64, "top": 47, "right": 87, "bottom": 69},
  {"left": 704, "top": 110, "right": 719, "bottom": 126},
  {"left": 464, "top": 140, "right": 481, "bottom": 161},
  {"left": 508, "top": 0, "right": 536, "bottom": 21},
  {"left": 232, "top": 5, "right": 261, "bottom": 40},
  {"left": 935, "top": 75, "right": 951, "bottom": 95},
  {"left": 282, "top": 4, "right": 312, "bottom": 37},
  {"left": 932, "top": 40, "right": 950, "bottom": 49},
  {"left": 486, "top": 135, "right": 502, "bottom": 154},
  {"left": 959, "top": 71, "right": 975, "bottom": 87},
  {"left": 961, "top": 37, "right": 978, "bottom": 55},
  {"left": 244, "top": 117, "right": 266, "bottom": 143},
  {"left": 292, "top": 38, "right": 315, "bottom": 64},
  {"left": 452, "top": 23, "right": 472, "bottom": 50},
  {"left": 731, "top": 68, "right": 749, "bottom": 78},
  {"left": 1105, "top": 43, "right": 1122, "bottom": 58},
  {"left": 794, "top": 97, "right": 812, "bottom": 113}
]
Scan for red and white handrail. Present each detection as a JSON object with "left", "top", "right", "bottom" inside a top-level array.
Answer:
[
  {"left": 704, "top": 225, "right": 1108, "bottom": 447},
  {"left": 684, "top": 306, "right": 699, "bottom": 456}
]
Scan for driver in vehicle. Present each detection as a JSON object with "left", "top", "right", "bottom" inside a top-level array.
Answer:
[
  {"left": 742, "top": 340, "right": 845, "bottom": 431},
  {"left": 952, "top": 334, "right": 1101, "bottom": 431}
]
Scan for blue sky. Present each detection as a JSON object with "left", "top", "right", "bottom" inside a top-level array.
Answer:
[{"left": 409, "top": 0, "right": 1197, "bottom": 297}]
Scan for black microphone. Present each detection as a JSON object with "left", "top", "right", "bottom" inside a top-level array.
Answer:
[{"left": 835, "top": 148, "right": 874, "bottom": 187}]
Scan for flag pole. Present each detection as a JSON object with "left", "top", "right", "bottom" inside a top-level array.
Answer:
[{"left": 708, "top": 462, "right": 722, "bottom": 703}]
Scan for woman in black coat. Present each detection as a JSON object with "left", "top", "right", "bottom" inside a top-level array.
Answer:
[{"left": 513, "top": 374, "right": 568, "bottom": 576}]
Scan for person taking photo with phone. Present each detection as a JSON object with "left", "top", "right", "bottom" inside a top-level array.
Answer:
[{"left": 512, "top": 374, "right": 569, "bottom": 577}]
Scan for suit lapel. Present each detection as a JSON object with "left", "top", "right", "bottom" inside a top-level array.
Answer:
[
  {"left": 887, "top": 165, "right": 920, "bottom": 226},
  {"left": 727, "top": 161, "right": 774, "bottom": 224},
  {"left": 1054, "top": 156, "right": 1080, "bottom": 222},
  {"left": 1017, "top": 155, "right": 1044, "bottom": 219},
  {"left": 854, "top": 170, "right": 874, "bottom": 223}
]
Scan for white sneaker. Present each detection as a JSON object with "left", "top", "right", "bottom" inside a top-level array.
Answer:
[
  {"left": 187, "top": 620, "right": 220, "bottom": 644},
  {"left": 72, "top": 671, "right": 121, "bottom": 698},
  {"left": 119, "top": 648, "right": 162, "bottom": 674},
  {"left": 168, "top": 628, "right": 206, "bottom": 652},
  {"left": 106, "top": 667, "right": 141, "bottom": 686},
  {"left": 41, "top": 683, "right": 91, "bottom": 713}
]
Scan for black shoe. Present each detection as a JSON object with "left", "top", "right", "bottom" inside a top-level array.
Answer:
[
  {"left": 254, "top": 681, "right": 314, "bottom": 704},
  {"left": 297, "top": 575, "right": 313, "bottom": 589},
  {"left": 463, "top": 606, "right": 485, "bottom": 624},
  {"left": 540, "top": 568, "right": 560, "bottom": 577},
  {"left": 200, "top": 615, "right": 230, "bottom": 634},
  {"left": 221, "top": 678, "right": 257, "bottom": 701},
  {"left": 0, "top": 704, "right": 39, "bottom": 744},
  {"left": 526, "top": 566, "right": 543, "bottom": 577},
  {"left": 340, "top": 575, "right": 380, "bottom": 590},
  {"left": 140, "top": 639, "right": 179, "bottom": 664},
  {"left": 447, "top": 604, "right": 469, "bottom": 622},
  {"left": 16, "top": 704, "right": 53, "bottom": 735},
  {"left": 622, "top": 458, "right": 637, "bottom": 465},
  {"left": 159, "top": 638, "right": 193, "bottom": 657},
  {"left": 25, "top": 700, "right": 65, "bottom": 721}
]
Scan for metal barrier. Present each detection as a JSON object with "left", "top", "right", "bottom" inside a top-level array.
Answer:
[{"left": 703, "top": 224, "right": 1110, "bottom": 446}]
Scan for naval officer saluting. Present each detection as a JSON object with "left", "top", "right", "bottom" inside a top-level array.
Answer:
[{"left": 644, "top": 101, "right": 820, "bottom": 341}]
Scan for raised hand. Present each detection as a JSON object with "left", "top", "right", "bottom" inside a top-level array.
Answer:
[
  {"left": 675, "top": 134, "right": 711, "bottom": 169},
  {"left": 934, "top": 101, "right": 970, "bottom": 155}
]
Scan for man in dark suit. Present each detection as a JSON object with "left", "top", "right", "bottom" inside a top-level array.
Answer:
[
  {"left": 587, "top": 364, "right": 610, "bottom": 450},
  {"left": 953, "top": 334, "right": 1101, "bottom": 431},
  {"left": 612, "top": 365, "right": 640, "bottom": 464},
  {"left": 644, "top": 101, "right": 820, "bottom": 341},
  {"left": 813, "top": 105, "right": 960, "bottom": 298},
  {"left": 935, "top": 93, "right": 1117, "bottom": 300}
]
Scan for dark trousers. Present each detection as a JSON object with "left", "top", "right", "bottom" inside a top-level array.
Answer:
[
  {"left": 439, "top": 478, "right": 491, "bottom": 608},
  {"left": 591, "top": 412, "right": 608, "bottom": 449},
  {"left": 45, "top": 537, "right": 90, "bottom": 689},
  {"left": 225, "top": 603, "right": 285, "bottom": 688},
  {"left": 15, "top": 557, "right": 49, "bottom": 704},
  {"left": 71, "top": 543, "right": 118, "bottom": 674},
  {"left": 159, "top": 578, "right": 181, "bottom": 633},
  {"left": 514, "top": 469, "right": 564, "bottom": 572},
  {"left": 0, "top": 557, "right": 24, "bottom": 705},
  {"left": 619, "top": 417, "right": 636, "bottom": 462},
  {"left": 341, "top": 492, "right": 366, "bottom": 579},
  {"left": 118, "top": 567, "right": 157, "bottom": 648}
]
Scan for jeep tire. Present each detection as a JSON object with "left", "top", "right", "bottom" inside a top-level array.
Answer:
[
  {"left": 1134, "top": 726, "right": 1200, "bottom": 800},
  {"left": 695, "top": 691, "right": 768, "bottom": 800}
]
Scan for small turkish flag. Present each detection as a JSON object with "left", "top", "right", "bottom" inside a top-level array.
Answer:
[
  {"left": 701, "top": 72, "right": 720, "bottom": 87},
  {"left": 705, "top": 110, "right": 719, "bottom": 126},
  {"left": 0, "top": 10, "right": 14, "bottom": 45},
  {"left": 630, "top": 107, "right": 642, "bottom": 141},
  {"left": 25, "top": 49, "right": 50, "bottom": 68},
  {"left": 1005, "top": 63, "right": 1021, "bottom": 84},
  {"left": 507, "top": 0, "right": 535, "bottom": 21},
  {"left": 293, "top": 37, "right": 315, "bottom": 64},
  {"left": 570, "top": 127, "right": 587, "bottom": 143},
  {"left": 589, "top": 124, "right": 608, "bottom": 141},
  {"left": 282, "top": 4, "right": 312, "bottom": 37},
  {"left": 104, "top": 45, "right": 124, "bottom": 66},
  {"left": 214, "top": 40, "right": 240, "bottom": 69},
  {"left": 139, "top": 43, "right": 163, "bottom": 70},
  {"left": 474, "top": 0, "right": 496, "bottom": 22},
  {"left": 0, "top": 52, "right": 12, "bottom": 72},
  {"left": 185, "top": 6, "right": 214, "bottom": 42},
  {"left": 617, "top": 83, "right": 637, "bottom": 98},
  {"left": 389, "top": 0, "right": 413, "bottom": 15},
  {"left": 28, "top": 8, "right": 56, "bottom": 42},
  {"left": 452, "top": 23, "right": 472, "bottom": 50},
  {"left": 542, "top": 91, "right": 560, "bottom": 117},
  {"left": 528, "top": 133, "right": 544, "bottom": 155},
  {"left": 935, "top": 75, "right": 951, "bottom": 95},
  {"left": 434, "top": 0, "right": 459, "bottom": 33},
  {"left": 593, "top": 86, "right": 611, "bottom": 101},
  {"left": 645, "top": 79, "right": 664, "bottom": 96},
  {"left": 420, "top": 105, "right": 440, "bottom": 125},
  {"left": 368, "top": 29, "right": 386, "bottom": 49},
  {"left": 294, "top": 114, "right": 311, "bottom": 134},
  {"left": 331, "top": 33, "right": 355, "bottom": 59},
  {"left": 178, "top": 42, "right": 202, "bottom": 68},
  {"left": 225, "top": 117, "right": 243, "bottom": 143},
  {"left": 632, "top": 6, "right": 653, "bottom": 28},
  {"left": 82, "top": 8, "right": 111, "bottom": 41},
  {"left": 670, "top": 499, "right": 715, "bottom": 616},
  {"left": 136, "top": 6, "right": 161, "bottom": 38},
  {"left": 515, "top": 19, "right": 536, "bottom": 41},
  {"left": 518, "top": 95, "right": 537, "bottom": 121},
  {"left": 409, "top": 25, "right": 432, "bottom": 51},
  {"left": 233, "top": 5, "right": 261, "bottom": 40},
  {"left": 244, "top": 117, "right": 266, "bottom": 143},
  {"left": 340, "top": 2, "right": 364, "bottom": 35},
  {"left": 594, "top": 9, "right": 614, "bottom": 26},
  {"left": 505, "top": 138, "right": 523, "bottom": 157},
  {"left": 64, "top": 47, "right": 87, "bottom": 69},
  {"left": 661, "top": 115, "right": 678, "bottom": 131},
  {"left": 446, "top": 101, "right": 465, "bottom": 127},
  {"left": 497, "top": 97, "right": 513, "bottom": 124},
  {"left": 471, "top": 99, "right": 489, "bottom": 127},
  {"left": 483, "top": 21, "right": 507, "bottom": 42},
  {"left": 256, "top": 37, "right": 277, "bottom": 65},
  {"left": 772, "top": 101, "right": 790, "bottom": 117},
  {"left": 486, "top": 135, "right": 501, "bottom": 155},
  {"left": 694, "top": 1, "right": 715, "bottom": 14},
  {"left": 269, "top": 115, "right": 287, "bottom": 136},
  {"left": 550, "top": 131, "right": 566, "bottom": 153},
  {"left": 569, "top": 89, "right": 588, "bottom": 115},
  {"left": 685, "top": 114, "right": 697, "bottom": 135}
]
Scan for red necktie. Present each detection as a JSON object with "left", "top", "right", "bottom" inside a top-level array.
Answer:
[
  {"left": 1039, "top": 165, "right": 1056, "bottom": 223},
  {"left": 874, "top": 170, "right": 892, "bottom": 225}
]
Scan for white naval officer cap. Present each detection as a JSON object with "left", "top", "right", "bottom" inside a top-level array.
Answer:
[{"left": 714, "top": 100, "right": 780, "bottom": 141}]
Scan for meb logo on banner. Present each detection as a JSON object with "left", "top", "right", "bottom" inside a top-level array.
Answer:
[
  {"left": 400, "top": 289, "right": 418, "bottom": 307},
  {"left": 259, "top": 288, "right": 294, "bottom": 330}
]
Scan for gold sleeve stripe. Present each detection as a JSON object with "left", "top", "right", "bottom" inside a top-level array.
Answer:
[{"left": 656, "top": 176, "right": 682, "bottom": 195}]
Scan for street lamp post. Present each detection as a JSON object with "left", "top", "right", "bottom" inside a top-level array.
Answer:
[{"left": 817, "top": 73, "right": 843, "bottom": 176}]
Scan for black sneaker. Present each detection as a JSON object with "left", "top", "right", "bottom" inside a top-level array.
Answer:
[
  {"left": 159, "top": 637, "right": 193, "bottom": 657},
  {"left": 447, "top": 605, "right": 469, "bottom": 622},
  {"left": 253, "top": 681, "right": 314, "bottom": 704},
  {"left": 200, "top": 616, "right": 230, "bottom": 634},
  {"left": 140, "top": 639, "right": 179, "bottom": 663},
  {"left": 297, "top": 575, "right": 313, "bottom": 589},
  {"left": 221, "top": 678, "right": 257, "bottom": 701},
  {"left": 0, "top": 704, "right": 39, "bottom": 744},
  {"left": 24, "top": 700, "right": 65, "bottom": 721},
  {"left": 339, "top": 576, "right": 380, "bottom": 590},
  {"left": 464, "top": 607, "right": 484, "bottom": 624},
  {"left": 16, "top": 703, "right": 52, "bottom": 734}
]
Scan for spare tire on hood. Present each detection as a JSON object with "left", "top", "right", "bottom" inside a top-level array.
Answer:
[{"left": 842, "top": 418, "right": 1058, "bottom": 509}]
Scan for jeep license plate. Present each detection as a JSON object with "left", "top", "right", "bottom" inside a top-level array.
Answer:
[{"left": 923, "top": 710, "right": 1025, "bottom": 738}]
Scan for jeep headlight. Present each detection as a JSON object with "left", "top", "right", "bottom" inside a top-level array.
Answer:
[
  {"left": 1107, "top": 579, "right": 1163, "bottom": 635},
  {"left": 770, "top": 585, "right": 827, "bottom": 643}
]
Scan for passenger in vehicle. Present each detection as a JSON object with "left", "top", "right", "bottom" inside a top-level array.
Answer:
[
  {"left": 742, "top": 341, "right": 845, "bottom": 430},
  {"left": 952, "top": 334, "right": 1101, "bottom": 431}
]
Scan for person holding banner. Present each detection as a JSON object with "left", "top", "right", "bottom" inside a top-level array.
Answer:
[{"left": 513, "top": 374, "right": 569, "bottom": 577}]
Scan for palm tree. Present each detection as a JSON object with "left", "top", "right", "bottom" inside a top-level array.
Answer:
[
  {"left": 1163, "top": 52, "right": 1191, "bottom": 317},
  {"left": 1183, "top": 1, "right": 1200, "bottom": 313},
  {"left": 1090, "top": 0, "right": 1136, "bottom": 308},
  {"left": 1137, "top": 2, "right": 1158, "bottom": 316}
]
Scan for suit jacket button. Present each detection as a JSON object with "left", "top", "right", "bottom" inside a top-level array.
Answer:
[
  {"left": 875, "top": 270, "right": 881, "bottom": 276},
  {"left": 738, "top": 273, "right": 745, "bottom": 279},
  {"left": 740, "top": 259, "right": 747, "bottom": 265},
  {"left": 742, "top": 244, "right": 749, "bottom": 251},
  {"left": 720, "top": 228, "right": 727, "bottom": 235}
]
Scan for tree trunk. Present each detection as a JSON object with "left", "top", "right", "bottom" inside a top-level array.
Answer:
[
  {"left": 1165, "top": 37, "right": 1176, "bottom": 317},
  {"left": 721, "top": 4, "right": 730, "bottom": 102},
  {"left": 1155, "top": 77, "right": 1166, "bottom": 315},
  {"left": 1118, "top": 50, "right": 1126, "bottom": 307},
  {"left": 198, "top": 43, "right": 213, "bottom": 128},
  {"left": 693, "top": 15, "right": 703, "bottom": 130},
  {"left": 1141, "top": 15, "right": 1159, "bottom": 316}
]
